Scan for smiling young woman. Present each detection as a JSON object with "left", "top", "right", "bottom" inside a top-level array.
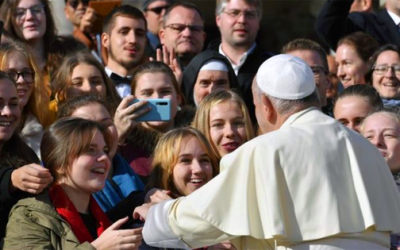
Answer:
[{"left": 3, "top": 118, "right": 143, "bottom": 250}]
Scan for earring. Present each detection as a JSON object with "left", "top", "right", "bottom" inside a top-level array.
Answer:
[{"left": 177, "top": 105, "right": 181, "bottom": 111}]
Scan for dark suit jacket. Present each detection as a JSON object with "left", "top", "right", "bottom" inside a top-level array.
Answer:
[
  {"left": 315, "top": 0, "right": 400, "bottom": 50},
  {"left": 207, "top": 39, "right": 273, "bottom": 124}
]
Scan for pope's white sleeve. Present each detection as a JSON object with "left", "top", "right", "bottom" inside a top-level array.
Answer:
[
  {"left": 143, "top": 197, "right": 233, "bottom": 249},
  {"left": 142, "top": 199, "right": 191, "bottom": 249}
]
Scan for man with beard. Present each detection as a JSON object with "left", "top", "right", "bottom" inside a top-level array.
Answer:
[
  {"left": 209, "top": 0, "right": 272, "bottom": 124},
  {"left": 102, "top": 5, "right": 147, "bottom": 98},
  {"left": 159, "top": 3, "right": 206, "bottom": 68}
]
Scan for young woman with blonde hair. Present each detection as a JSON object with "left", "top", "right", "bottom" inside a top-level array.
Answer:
[{"left": 192, "top": 90, "right": 254, "bottom": 160}]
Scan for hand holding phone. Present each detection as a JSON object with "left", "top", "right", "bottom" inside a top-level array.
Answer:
[{"left": 130, "top": 99, "right": 171, "bottom": 122}]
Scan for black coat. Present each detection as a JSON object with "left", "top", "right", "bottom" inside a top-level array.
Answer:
[
  {"left": 0, "top": 134, "right": 40, "bottom": 239},
  {"left": 207, "top": 40, "right": 273, "bottom": 124},
  {"left": 315, "top": 0, "right": 400, "bottom": 50},
  {"left": 181, "top": 50, "right": 240, "bottom": 106}
]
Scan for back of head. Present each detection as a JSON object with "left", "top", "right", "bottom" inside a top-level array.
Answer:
[{"left": 103, "top": 5, "right": 147, "bottom": 34}]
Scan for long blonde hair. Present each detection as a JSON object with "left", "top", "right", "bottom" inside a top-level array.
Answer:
[
  {"left": 148, "top": 127, "right": 218, "bottom": 198},
  {"left": 192, "top": 89, "right": 254, "bottom": 159}
]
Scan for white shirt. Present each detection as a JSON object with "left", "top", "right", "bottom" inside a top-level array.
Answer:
[
  {"left": 105, "top": 67, "right": 131, "bottom": 98},
  {"left": 219, "top": 43, "right": 256, "bottom": 75},
  {"left": 387, "top": 10, "right": 400, "bottom": 26}
]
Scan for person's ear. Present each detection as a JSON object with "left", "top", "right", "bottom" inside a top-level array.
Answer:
[
  {"left": 101, "top": 32, "right": 110, "bottom": 48},
  {"left": 261, "top": 95, "right": 277, "bottom": 125},
  {"left": 159, "top": 28, "right": 165, "bottom": 44}
]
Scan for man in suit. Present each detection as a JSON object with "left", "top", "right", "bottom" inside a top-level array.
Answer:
[
  {"left": 208, "top": 0, "right": 272, "bottom": 124},
  {"left": 315, "top": 0, "right": 400, "bottom": 50}
]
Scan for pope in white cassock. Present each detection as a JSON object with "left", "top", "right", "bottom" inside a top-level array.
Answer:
[{"left": 134, "top": 54, "right": 400, "bottom": 249}]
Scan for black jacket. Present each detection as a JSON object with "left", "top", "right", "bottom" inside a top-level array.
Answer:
[
  {"left": 207, "top": 39, "right": 273, "bottom": 124},
  {"left": 0, "top": 134, "right": 40, "bottom": 239},
  {"left": 315, "top": 0, "right": 400, "bottom": 50},
  {"left": 181, "top": 50, "right": 239, "bottom": 106}
]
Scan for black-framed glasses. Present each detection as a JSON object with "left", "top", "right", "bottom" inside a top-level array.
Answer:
[
  {"left": 222, "top": 9, "right": 258, "bottom": 20},
  {"left": 145, "top": 5, "right": 171, "bottom": 14},
  {"left": 165, "top": 23, "right": 204, "bottom": 33},
  {"left": 5, "top": 70, "right": 35, "bottom": 83},
  {"left": 373, "top": 64, "right": 400, "bottom": 76},
  {"left": 310, "top": 66, "right": 327, "bottom": 77},
  {"left": 13, "top": 4, "right": 45, "bottom": 20}
]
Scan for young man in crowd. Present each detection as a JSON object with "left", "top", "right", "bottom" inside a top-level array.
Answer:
[{"left": 102, "top": 5, "right": 147, "bottom": 98}]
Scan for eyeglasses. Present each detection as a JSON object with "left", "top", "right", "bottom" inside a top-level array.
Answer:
[
  {"left": 310, "top": 66, "right": 327, "bottom": 77},
  {"left": 13, "top": 4, "right": 45, "bottom": 20},
  {"left": 373, "top": 64, "right": 400, "bottom": 76},
  {"left": 222, "top": 9, "right": 258, "bottom": 20},
  {"left": 5, "top": 70, "right": 35, "bottom": 83},
  {"left": 145, "top": 5, "right": 171, "bottom": 14},
  {"left": 165, "top": 23, "right": 204, "bottom": 33}
]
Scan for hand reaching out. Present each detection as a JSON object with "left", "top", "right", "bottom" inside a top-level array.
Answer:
[{"left": 150, "top": 46, "right": 183, "bottom": 87}]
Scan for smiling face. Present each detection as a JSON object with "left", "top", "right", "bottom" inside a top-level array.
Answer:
[
  {"left": 66, "top": 63, "right": 107, "bottom": 99},
  {"left": 64, "top": 130, "right": 111, "bottom": 195},
  {"left": 12, "top": 0, "right": 47, "bottom": 42},
  {"left": 362, "top": 113, "right": 400, "bottom": 174},
  {"left": 172, "top": 135, "right": 213, "bottom": 196},
  {"left": 335, "top": 44, "right": 368, "bottom": 88},
  {"left": 3, "top": 51, "right": 34, "bottom": 108},
  {"left": 134, "top": 72, "right": 181, "bottom": 132},
  {"left": 103, "top": 16, "right": 147, "bottom": 72},
  {"left": 209, "top": 101, "right": 247, "bottom": 156},
  {"left": 216, "top": 0, "right": 259, "bottom": 49},
  {"left": 0, "top": 78, "right": 20, "bottom": 150},
  {"left": 372, "top": 50, "right": 400, "bottom": 100},
  {"left": 71, "top": 103, "right": 118, "bottom": 158}
]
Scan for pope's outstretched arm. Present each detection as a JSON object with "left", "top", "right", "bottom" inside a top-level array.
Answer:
[{"left": 138, "top": 197, "right": 234, "bottom": 249}]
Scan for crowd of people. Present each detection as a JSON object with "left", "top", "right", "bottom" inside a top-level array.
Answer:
[{"left": 1, "top": 0, "right": 400, "bottom": 249}]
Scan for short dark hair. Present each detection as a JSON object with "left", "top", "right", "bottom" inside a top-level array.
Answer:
[
  {"left": 334, "top": 84, "right": 383, "bottom": 112},
  {"left": 281, "top": 38, "right": 329, "bottom": 72},
  {"left": 103, "top": 5, "right": 147, "bottom": 34},
  {"left": 365, "top": 44, "right": 400, "bottom": 84},
  {"left": 163, "top": 2, "right": 204, "bottom": 27}
]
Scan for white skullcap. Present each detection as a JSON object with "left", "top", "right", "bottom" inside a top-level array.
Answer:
[
  {"left": 199, "top": 59, "right": 229, "bottom": 72},
  {"left": 256, "top": 54, "right": 316, "bottom": 100}
]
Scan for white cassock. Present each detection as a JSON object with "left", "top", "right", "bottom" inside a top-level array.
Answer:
[{"left": 143, "top": 107, "right": 400, "bottom": 250}]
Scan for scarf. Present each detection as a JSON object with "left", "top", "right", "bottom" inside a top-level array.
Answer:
[{"left": 49, "top": 185, "right": 111, "bottom": 243}]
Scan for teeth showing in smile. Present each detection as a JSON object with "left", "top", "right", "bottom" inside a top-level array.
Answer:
[
  {"left": 383, "top": 82, "right": 398, "bottom": 87},
  {"left": 190, "top": 178, "right": 203, "bottom": 184},
  {"left": 0, "top": 121, "right": 12, "bottom": 127},
  {"left": 91, "top": 168, "right": 105, "bottom": 174}
]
